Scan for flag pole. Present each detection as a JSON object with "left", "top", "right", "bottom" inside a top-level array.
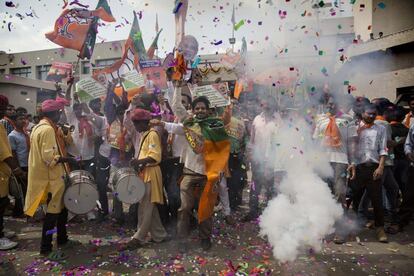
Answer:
[
  {"left": 73, "top": 56, "right": 82, "bottom": 77},
  {"left": 231, "top": 4, "right": 235, "bottom": 52}
]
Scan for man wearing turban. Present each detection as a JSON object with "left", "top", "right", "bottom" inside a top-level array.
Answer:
[
  {"left": 123, "top": 108, "right": 168, "bottom": 249},
  {"left": 25, "top": 98, "right": 79, "bottom": 260}
]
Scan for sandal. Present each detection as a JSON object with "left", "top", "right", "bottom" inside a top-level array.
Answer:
[
  {"left": 58, "top": 239, "right": 82, "bottom": 249},
  {"left": 122, "top": 238, "right": 143, "bottom": 251},
  {"left": 385, "top": 225, "right": 400, "bottom": 235},
  {"left": 45, "top": 251, "right": 68, "bottom": 261}
]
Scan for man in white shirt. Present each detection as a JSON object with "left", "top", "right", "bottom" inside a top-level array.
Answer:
[
  {"left": 313, "top": 96, "right": 357, "bottom": 243},
  {"left": 153, "top": 94, "right": 227, "bottom": 251},
  {"left": 351, "top": 103, "right": 388, "bottom": 242},
  {"left": 313, "top": 96, "right": 357, "bottom": 204},
  {"left": 243, "top": 96, "right": 282, "bottom": 222},
  {"left": 64, "top": 103, "right": 96, "bottom": 173},
  {"left": 88, "top": 98, "right": 110, "bottom": 219}
]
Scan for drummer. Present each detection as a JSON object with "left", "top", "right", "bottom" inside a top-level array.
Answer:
[
  {"left": 103, "top": 81, "right": 134, "bottom": 225},
  {"left": 25, "top": 98, "right": 80, "bottom": 260},
  {"left": 124, "top": 108, "right": 168, "bottom": 249}
]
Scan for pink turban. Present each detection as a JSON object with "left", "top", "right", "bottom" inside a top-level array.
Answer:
[
  {"left": 131, "top": 108, "right": 152, "bottom": 121},
  {"left": 41, "top": 97, "right": 69, "bottom": 113}
]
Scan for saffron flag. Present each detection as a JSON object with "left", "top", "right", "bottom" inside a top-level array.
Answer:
[
  {"left": 92, "top": 12, "right": 147, "bottom": 100},
  {"left": 45, "top": 0, "right": 115, "bottom": 59},
  {"left": 183, "top": 117, "right": 230, "bottom": 223}
]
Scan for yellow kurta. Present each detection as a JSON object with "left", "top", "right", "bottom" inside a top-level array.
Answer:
[
  {"left": 25, "top": 119, "right": 66, "bottom": 216},
  {"left": 0, "top": 124, "right": 12, "bottom": 198},
  {"left": 137, "top": 129, "right": 163, "bottom": 204}
]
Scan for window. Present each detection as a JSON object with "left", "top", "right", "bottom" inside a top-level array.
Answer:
[
  {"left": 95, "top": 58, "right": 118, "bottom": 67},
  {"left": 36, "top": 65, "right": 51, "bottom": 80},
  {"left": 81, "top": 61, "right": 90, "bottom": 75},
  {"left": 0, "top": 69, "right": 5, "bottom": 75},
  {"left": 10, "top": 67, "right": 31, "bottom": 78}
]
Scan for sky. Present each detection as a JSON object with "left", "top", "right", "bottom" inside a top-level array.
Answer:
[{"left": 1, "top": 0, "right": 353, "bottom": 56}]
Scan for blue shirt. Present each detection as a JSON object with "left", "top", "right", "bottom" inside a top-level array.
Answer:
[{"left": 8, "top": 130, "right": 29, "bottom": 167}]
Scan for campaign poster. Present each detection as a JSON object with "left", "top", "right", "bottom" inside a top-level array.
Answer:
[
  {"left": 46, "top": 62, "right": 73, "bottom": 83},
  {"left": 189, "top": 82, "right": 231, "bottom": 107},
  {"left": 75, "top": 77, "right": 107, "bottom": 103}
]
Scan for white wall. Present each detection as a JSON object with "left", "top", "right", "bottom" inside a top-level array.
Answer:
[
  {"left": 372, "top": 0, "right": 414, "bottom": 36},
  {"left": 350, "top": 67, "right": 414, "bottom": 101},
  {"left": 353, "top": 0, "right": 373, "bottom": 42},
  {"left": 0, "top": 84, "right": 38, "bottom": 114}
]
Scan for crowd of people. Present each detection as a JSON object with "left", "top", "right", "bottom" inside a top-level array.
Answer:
[{"left": 0, "top": 71, "right": 413, "bottom": 261}]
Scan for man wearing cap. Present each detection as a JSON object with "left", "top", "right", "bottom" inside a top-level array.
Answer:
[
  {"left": 25, "top": 98, "right": 79, "bottom": 259},
  {"left": 124, "top": 108, "right": 167, "bottom": 249}
]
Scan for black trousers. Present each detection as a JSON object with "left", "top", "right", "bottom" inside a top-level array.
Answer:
[
  {"left": 227, "top": 154, "right": 247, "bottom": 210},
  {"left": 248, "top": 163, "right": 275, "bottom": 217},
  {"left": 393, "top": 159, "right": 410, "bottom": 197},
  {"left": 159, "top": 158, "right": 183, "bottom": 226},
  {"left": 0, "top": 196, "right": 10, "bottom": 238},
  {"left": 398, "top": 164, "right": 414, "bottom": 228},
  {"left": 95, "top": 153, "right": 111, "bottom": 215},
  {"left": 12, "top": 166, "right": 28, "bottom": 216},
  {"left": 40, "top": 208, "right": 69, "bottom": 253},
  {"left": 351, "top": 164, "right": 384, "bottom": 227}
]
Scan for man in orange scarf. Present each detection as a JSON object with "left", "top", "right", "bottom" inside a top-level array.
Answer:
[
  {"left": 403, "top": 97, "right": 414, "bottom": 128},
  {"left": 26, "top": 98, "right": 80, "bottom": 259},
  {"left": 372, "top": 99, "right": 399, "bottom": 232},
  {"left": 351, "top": 103, "right": 388, "bottom": 243},
  {"left": 313, "top": 96, "right": 357, "bottom": 244}
]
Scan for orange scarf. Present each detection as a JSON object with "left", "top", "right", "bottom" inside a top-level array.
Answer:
[
  {"left": 107, "top": 120, "right": 128, "bottom": 160},
  {"left": 357, "top": 122, "right": 374, "bottom": 135},
  {"left": 324, "top": 115, "right": 342, "bottom": 148},
  {"left": 404, "top": 113, "right": 412, "bottom": 128},
  {"left": 43, "top": 118, "right": 70, "bottom": 173}
]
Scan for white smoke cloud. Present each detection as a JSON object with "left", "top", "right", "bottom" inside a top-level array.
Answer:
[{"left": 259, "top": 116, "right": 343, "bottom": 262}]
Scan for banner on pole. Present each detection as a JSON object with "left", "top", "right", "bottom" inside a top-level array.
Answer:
[
  {"left": 46, "top": 62, "right": 73, "bottom": 83},
  {"left": 76, "top": 77, "right": 107, "bottom": 103},
  {"left": 189, "top": 82, "right": 231, "bottom": 107}
]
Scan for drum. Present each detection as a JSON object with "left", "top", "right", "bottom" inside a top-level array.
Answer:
[
  {"left": 111, "top": 168, "right": 145, "bottom": 204},
  {"left": 64, "top": 170, "right": 99, "bottom": 214}
]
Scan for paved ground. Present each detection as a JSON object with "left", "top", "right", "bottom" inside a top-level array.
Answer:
[{"left": 1, "top": 205, "right": 414, "bottom": 276}]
